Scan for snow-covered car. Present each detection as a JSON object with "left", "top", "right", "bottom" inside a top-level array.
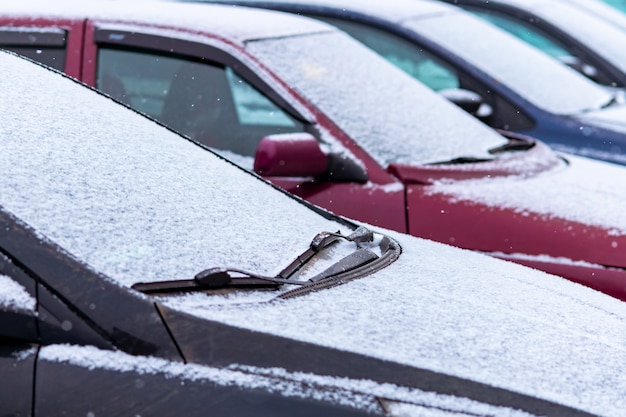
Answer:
[
  {"left": 3, "top": 0, "right": 626, "bottom": 302},
  {"left": 4, "top": 48, "right": 626, "bottom": 417},
  {"left": 441, "top": 0, "right": 626, "bottom": 88}
]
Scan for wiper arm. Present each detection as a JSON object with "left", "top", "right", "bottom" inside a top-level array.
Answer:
[{"left": 131, "top": 226, "right": 387, "bottom": 295}]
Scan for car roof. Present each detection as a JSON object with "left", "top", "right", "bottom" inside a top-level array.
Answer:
[
  {"left": 193, "top": 0, "right": 458, "bottom": 22},
  {"left": 0, "top": 0, "right": 336, "bottom": 44}
]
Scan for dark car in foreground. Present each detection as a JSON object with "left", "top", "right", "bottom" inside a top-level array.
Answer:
[
  {"left": 4, "top": 0, "right": 626, "bottom": 302},
  {"left": 7, "top": 49, "right": 626, "bottom": 416}
]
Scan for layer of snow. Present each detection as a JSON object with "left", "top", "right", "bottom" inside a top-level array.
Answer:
[
  {"left": 502, "top": 0, "right": 626, "bottom": 75},
  {"left": 40, "top": 344, "right": 539, "bottom": 415},
  {"left": 428, "top": 154, "right": 626, "bottom": 233},
  {"left": 0, "top": 0, "right": 330, "bottom": 45},
  {"left": 402, "top": 8, "right": 612, "bottom": 115},
  {"left": 163, "top": 229, "right": 626, "bottom": 417},
  {"left": 0, "top": 275, "right": 36, "bottom": 312},
  {"left": 227, "top": 0, "right": 613, "bottom": 115},
  {"left": 0, "top": 52, "right": 349, "bottom": 287},
  {"left": 3, "top": 14, "right": 626, "bottom": 417},
  {"left": 247, "top": 31, "right": 506, "bottom": 167}
]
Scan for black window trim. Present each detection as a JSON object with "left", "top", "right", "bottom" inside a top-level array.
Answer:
[
  {"left": 0, "top": 26, "right": 66, "bottom": 47},
  {"left": 93, "top": 27, "right": 312, "bottom": 125}
]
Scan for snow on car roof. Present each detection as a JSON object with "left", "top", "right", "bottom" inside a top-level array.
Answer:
[
  {"left": 201, "top": 0, "right": 456, "bottom": 22},
  {"left": 0, "top": 51, "right": 349, "bottom": 287},
  {"left": 0, "top": 0, "right": 333, "bottom": 44}
]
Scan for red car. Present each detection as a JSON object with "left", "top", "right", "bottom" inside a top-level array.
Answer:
[{"left": 3, "top": 0, "right": 626, "bottom": 300}]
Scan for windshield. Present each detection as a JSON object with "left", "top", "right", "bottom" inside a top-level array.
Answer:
[
  {"left": 0, "top": 52, "right": 352, "bottom": 289},
  {"left": 402, "top": 11, "right": 612, "bottom": 115},
  {"left": 521, "top": 1, "right": 626, "bottom": 75},
  {"left": 246, "top": 32, "right": 506, "bottom": 167}
]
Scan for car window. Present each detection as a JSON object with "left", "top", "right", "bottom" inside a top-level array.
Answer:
[
  {"left": 599, "top": 0, "right": 626, "bottom": 13},
  {"left": 0, "top": 27, "right": 66, "bottom": 71},
  {"left": 97, "top": 48, "right": 305, "bottom": 156},
  {"left": 319, "top": 17, "right": 460, "bottom": 91},
  {"left": 470, "top": 11, "right": 571, "bottom": 61}
]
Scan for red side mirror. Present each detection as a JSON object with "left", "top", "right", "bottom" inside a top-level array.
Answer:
[{"left": 254, "top": 133, "right": 328, "bottom": 177}]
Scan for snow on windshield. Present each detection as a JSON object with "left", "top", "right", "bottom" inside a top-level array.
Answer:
[
  {"left": 0, "top": 52, "right": 348, "bottom": 288},
  {"left": 403, "top": 11, "right": 612, "bottom": 115},
  {"left": 246, "top": 32, "right": 506, "bottom": 167},
  {"left": 524, "top": 0, "right": 626, "bottom": 75},
  {"left": 164, "top": 228, "right": 626, "bottom": 417}
]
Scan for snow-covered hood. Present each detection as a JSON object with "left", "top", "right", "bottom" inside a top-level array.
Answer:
[
  {"left": 160, "top": 230, "right": 626, "bottom": 417},
  {"left": 427, "top": 152, "right": 626, "bottom": 234},
  {"left": 576, "top": 103, "right": 626, "bottom": 135}
]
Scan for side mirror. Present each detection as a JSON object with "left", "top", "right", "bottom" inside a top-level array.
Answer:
[
  {"left": 254, "top": 133, "right": 328, "bottom": 177},
  {"left": 439, "top": 88, "right": 483, "bottom": 113},
  {"left": 439, "top": 88, "right": 493, "bottom": 121},
  {"left": 558, "top": 56, "right": 599, "bottom": 81},
  {"left": 254, "top": 133, "right": 368, "bottom": 183}
]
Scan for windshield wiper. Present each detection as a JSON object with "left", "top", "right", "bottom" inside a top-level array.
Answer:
[{"left": 131, "top": 226, "right": 397, "bottom": 296}]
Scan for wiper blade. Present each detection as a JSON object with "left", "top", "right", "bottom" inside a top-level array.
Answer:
[
  {"left": 131, "top": 226, "right": 388, "bottom": 295},
  {"left": 131, "top": 267, "right": 305, "bottom": 294}
]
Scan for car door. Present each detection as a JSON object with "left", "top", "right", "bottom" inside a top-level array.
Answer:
[{"left": 79, "top": 21, "right": 407, "bottom": 232}]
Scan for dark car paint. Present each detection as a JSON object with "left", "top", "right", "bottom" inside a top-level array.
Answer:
[{"left": 0, "top": 204, "right": 597, "bottom": 417}]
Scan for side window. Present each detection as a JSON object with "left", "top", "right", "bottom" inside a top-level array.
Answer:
[
  {"left": 0, "top": 27, "right": 66, "bottom": 71},
  {"left": 319, "top": 17, "right": 460, "bottom": 91},
  {"left": 97, "top": 48, "right": 305, "bottom": 157}
]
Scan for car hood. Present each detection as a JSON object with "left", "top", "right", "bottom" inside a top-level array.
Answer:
[
  {"left": 576, "top": 102, "right": 626, "bottom": 135},
  {"left": 395, "top": 148, "right": 626, "bottom": 269},
  {"left": 160, "top": 230, "right": 626, "bottom": 417}
]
